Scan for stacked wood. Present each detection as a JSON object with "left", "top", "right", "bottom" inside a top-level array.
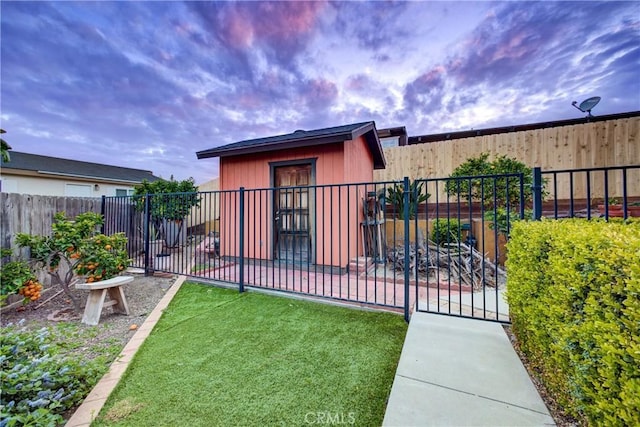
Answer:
[{"left": 386, "top": 239, "right": 506, "bottom": 290}]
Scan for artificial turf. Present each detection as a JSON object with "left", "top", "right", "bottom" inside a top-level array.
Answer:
[{"left": 94, "top": 282, "right": 408, "bottom": 426}]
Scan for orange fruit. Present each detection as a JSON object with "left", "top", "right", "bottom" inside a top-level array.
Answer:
[{"left": 105, "top": 244, "right": 112, "bottom": 250}]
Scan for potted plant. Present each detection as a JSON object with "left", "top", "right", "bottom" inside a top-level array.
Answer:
[
  {"left": 133, "top": 177, "right": 200, "bottom": 249},
  {"left": 628, "top": 201, "right": 640, "bottom": 217},
  {"left": 598, "top": 198, "right": 626, "bottom": 217},
  {"left": 386, "top": 180, "right": 430, "bottom": 219}
]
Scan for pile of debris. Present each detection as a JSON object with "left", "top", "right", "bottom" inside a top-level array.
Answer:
[{"left": 387, "top": 238, "right": 506, "bottom": 290}]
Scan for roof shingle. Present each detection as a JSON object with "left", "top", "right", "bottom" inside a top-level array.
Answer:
[
  {"left": 196, "top": 121, "right": 386, "bottom": 169},
  {"left": 1, "top": 152, "right": 160, "bottom": 183}
]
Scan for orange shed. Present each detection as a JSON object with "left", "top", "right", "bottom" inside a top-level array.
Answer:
[{"left": 196, "top": 122, "right": 386, "bottom": 270}]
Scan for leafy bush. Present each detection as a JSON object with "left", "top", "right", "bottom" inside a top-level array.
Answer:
[
  {"left": 386, "top": 180, "right": 430, "bottom": 219},
  {"left": 483, "top": 207, "right": 533, "bottom": 236},
  {"left": 506, "top": 219, "right": 640, "bottom": 425},
  {"left": 133, "top": 177, "right": 200, "bottom": 221},
  {"left": 445, "top": 153, "right": 543, "bottom": 236},
  {"left": 0, "top": 249, "right": 39, "bottom": 306},
  {"left": 133, "top": 178, "right": 200, "bottom": 242},
  {"left": 0, "top": 323, "right": 111, "bottom": 426},
  {"left": 445, "top": 153, "right": 535, "bottom": 209},
  {"left": 430, "top": 218, "right": 461, "bottom": 245}
]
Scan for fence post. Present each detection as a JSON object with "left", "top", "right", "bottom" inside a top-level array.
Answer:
[
  {"left": 239, "top": 187, "right": 245, "bottom": 293},
  {"left": 532, "top": 167, "right": 543, "bottom": 220},
  {"left": 403, "top": 177, "right": 410, "bottom": 323},
  {"left": 100, "top": 195, "right": 106, "bottom": 234},
  {"left": 143, "top": 194, "right": 151, "bottom": 276}
]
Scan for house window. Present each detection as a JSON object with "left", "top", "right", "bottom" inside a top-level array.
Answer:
[
  {"left": 115, "top": 188, "right": 134, "bottom": 197},
  {"left": 65, "top": 184, "right": 92, "bottom": 197},
  {"left": 0, "top": 178, "right": 18, "bottom": 193},
  {"left": 380, "top": 136, "right": 400, "bottom": 148}
]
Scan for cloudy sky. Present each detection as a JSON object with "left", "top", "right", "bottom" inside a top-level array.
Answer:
[{"left": 1, "top": 1, "right": 639, "bottom": 185}]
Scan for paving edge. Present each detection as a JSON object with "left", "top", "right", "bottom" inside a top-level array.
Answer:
[{"left": 65, "top": 274, "right": 187, "bottom": 427}]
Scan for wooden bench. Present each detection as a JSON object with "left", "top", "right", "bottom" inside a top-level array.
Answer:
[{"left": 75, "top": 276, "right": 133, "bottom": 326}]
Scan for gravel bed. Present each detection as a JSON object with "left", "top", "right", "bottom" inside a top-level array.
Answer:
[{"left": 1, "top": 272, "right": 178, "bottom": 348}]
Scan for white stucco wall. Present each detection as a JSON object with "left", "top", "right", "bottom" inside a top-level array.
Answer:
[{"left": 0, "top": 174, "right": 137, "bottom": 197}]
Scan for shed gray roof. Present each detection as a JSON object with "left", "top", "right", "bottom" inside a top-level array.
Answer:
[
  {"left": 196, "top": 121, "right": 386, "bottom": 169},
  {"left": 1, "top": 152, "right": 160, "bottom": 183}
]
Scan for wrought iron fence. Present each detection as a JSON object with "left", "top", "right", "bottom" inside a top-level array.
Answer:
[
  {"left": 539, "top": 165, "right": 640, "bottom": 220},
  {"left": 101, "top": 164, "right": 640, "bottom": 324}
]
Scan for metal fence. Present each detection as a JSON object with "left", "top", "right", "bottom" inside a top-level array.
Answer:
[{"left": 102, "top": 164, "right": 640, "bottom": 324}]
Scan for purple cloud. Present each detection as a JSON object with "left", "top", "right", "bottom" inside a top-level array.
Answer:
[{"left": 1, "top": 1, "right": 638, "bottom": 185}]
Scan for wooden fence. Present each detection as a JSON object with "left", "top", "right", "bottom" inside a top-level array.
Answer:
[
  {"left": 374, "top": 116, "right": 640, "bottom": 200},
  {"left": 0, "top": 193, "right": 101, "bottom": 255}
]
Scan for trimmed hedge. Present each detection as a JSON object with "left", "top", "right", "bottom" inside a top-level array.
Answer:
[{"left": 506, "top": 219, "right": 640, "bottom": 425}]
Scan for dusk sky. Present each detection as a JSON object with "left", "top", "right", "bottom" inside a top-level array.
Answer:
[{"left": 1, "top": 1, "right": 639, "bottom": 185}]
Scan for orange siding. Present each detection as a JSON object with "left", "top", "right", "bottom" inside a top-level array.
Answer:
[
  {"left": 219, "top": 143, "right": 353, "bottom": 266},
  {"left": 218, "top": 138, "right": 379, "bottom": 268},
  {"left": 343, "top": 135, "right": 375, "bottom": 183},
  {"left": 340, "top": 136, "right": 375, "bottom": 262}
]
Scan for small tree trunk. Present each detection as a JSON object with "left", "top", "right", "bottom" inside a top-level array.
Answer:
[{"left": 46, "top": 253, "right": 81, "bottom": 312}]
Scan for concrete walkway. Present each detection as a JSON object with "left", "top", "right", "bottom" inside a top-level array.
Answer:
[{"left": 383, "top": 312, "right": 555, "bottom": 426}]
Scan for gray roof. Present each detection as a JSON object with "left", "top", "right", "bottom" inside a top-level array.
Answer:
[
  {"left": 1, "top": 152, "right": 160, "bottom": 183},
  {"left": 196, "top": 121, "right": 386, "bottom": 169}
]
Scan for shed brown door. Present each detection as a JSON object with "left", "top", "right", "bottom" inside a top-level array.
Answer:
[{"left": 274, "top": 164, "right": 312, "bottom": 263}]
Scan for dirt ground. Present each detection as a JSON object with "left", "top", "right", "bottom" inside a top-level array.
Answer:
[{"left": 0, "top": 271, "right": 177, "bottom": 348}]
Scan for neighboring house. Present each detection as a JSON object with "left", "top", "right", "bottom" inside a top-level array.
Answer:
[
  {"left": 196, "top": 121, "right": 385, "bottom": 269},
  {"left": 0, "top": 151, "right": 160, "bottom": 197},
  {"left": 186, "top": 177, "right": 220, "bottom": 235},
  {"left": 377, "top": 126, "right": 408, "bottom": 148}
]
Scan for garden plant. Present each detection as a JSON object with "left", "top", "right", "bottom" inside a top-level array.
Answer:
[
  {"left": 430, "top": 218, "right": 462, "bottom": 246},
  {"left": 386, "top": 179, "right": 430, "bottom": 219},
  {"left": 0, "top": 249, "right": 42, "bottom": 306},
  {"left": 132, "top": 177, "right": 199, "bottom": 246},
  {"left": 16, "top": 212, "right": 130, "bottom": 312},
  {"left": 0, "top": 322, "right": 120, "bottom": 426},
  {"left": 506, "top": 219, "right": 640, "bottom": 425},
  {"left": 445, "top": 152, "right": 541, "bottom": 235}
]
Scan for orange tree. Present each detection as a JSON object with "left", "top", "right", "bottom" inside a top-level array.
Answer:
[
  {"left": 16, "top": 212, "right": 130, "bottom": 311},
  {"left": 0, "top": 248, "right": 42, "bottom": 306}
]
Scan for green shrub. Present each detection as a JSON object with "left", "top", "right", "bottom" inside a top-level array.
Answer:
[
  {"left": 506, "top": 219, "right": 640, "bottom": 425},
  {"left": 386, "top": 180, "right": 430, "bottom": 219},
  {"left": 133, "top": 178, "right": 200, "bottom": 240},
  {"left": 446, "top": 153, "right": 545, "bottom": 237},
  {"left": 445, "top": 152, "right": 536, "bottom": 209},
  {"left": 0, "top": 249, "right": 37, "bottom": 306},
  {"left": 484, "top": 207, "right": 533, "bottom": 236},
  {"left": 0, "top": 323, "right": 112, "bottom": 426},
  {"left": 430, "top": 218, "right": 461, "bottom": 245}
]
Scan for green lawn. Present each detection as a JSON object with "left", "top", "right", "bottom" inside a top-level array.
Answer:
[{"left": 94, "top": 283, "right": 407, "bottom": 427}]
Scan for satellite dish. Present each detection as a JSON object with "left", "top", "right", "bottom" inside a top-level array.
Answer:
[{"left": 571, "top": 96, "right": 601, "bottom": 117}]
